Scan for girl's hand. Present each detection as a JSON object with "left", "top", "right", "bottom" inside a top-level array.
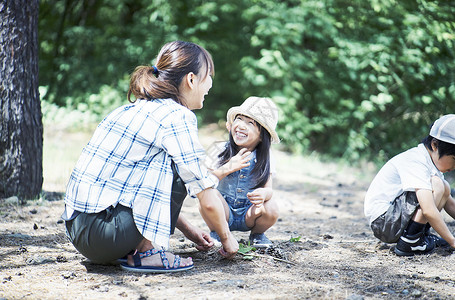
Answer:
[
  {"left": 222, "top": 148, "right": 251, "bottom": 174},
  {"left": 247, "top": 188, "right": 268, "bottom": 208},
  {"left": 219, "top": 232, "right": 239, "bottom": 259}
]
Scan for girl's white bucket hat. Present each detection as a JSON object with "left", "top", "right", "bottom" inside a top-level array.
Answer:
[{"left": 227, "top": 97, "right": 280, "bottom": 144}]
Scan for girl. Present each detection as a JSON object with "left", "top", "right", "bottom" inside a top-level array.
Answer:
[
  {"left": 63, "top": 41, "right": 238, "bottom": 274},
  {"left": 206, "top": 97, "right": 280, "bottom": 247}
]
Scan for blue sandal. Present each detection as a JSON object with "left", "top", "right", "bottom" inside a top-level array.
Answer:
[{"left": 120, "top": 249, "right": 193, "bottom": 273}]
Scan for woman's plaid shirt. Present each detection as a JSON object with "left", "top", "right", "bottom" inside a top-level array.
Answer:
[{"left": 64, "top": 98, "right": 218, "bottom": 248}]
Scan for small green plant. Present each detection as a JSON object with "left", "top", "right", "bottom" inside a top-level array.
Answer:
[
  {"left": 289, "top": 236, "right": 301, "bottom": 242},
  {"left": 238, "top": 243, "right": 256, "bottom": 260}
]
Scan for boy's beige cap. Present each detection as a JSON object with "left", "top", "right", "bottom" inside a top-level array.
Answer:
[
  {"left": 227, "top": 97, "right": 280, "bottom": 144},
  {"left": 430, "top": 114, "right": 455, "bottom": 144}
]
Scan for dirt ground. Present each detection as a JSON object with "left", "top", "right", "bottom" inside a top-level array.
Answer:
[{"left": 2, "top": 124, "right": 455, "bottom": 299}]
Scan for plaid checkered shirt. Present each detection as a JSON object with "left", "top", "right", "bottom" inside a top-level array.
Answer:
[{"left": 64, "top": 98, "right": 218, "bottom": 248}]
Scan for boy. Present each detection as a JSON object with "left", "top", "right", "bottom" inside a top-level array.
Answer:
[{"left": 364, "top": 114, "right": 455, "bottom": 256}]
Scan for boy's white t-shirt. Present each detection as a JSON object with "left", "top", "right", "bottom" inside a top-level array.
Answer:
[{"left": 364, "top": 143, "right": 444, "bottom": 225}]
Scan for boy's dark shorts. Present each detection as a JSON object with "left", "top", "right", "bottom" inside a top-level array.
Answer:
[{"left": 370, "top": 192, "right": 419, "bottom": 243}]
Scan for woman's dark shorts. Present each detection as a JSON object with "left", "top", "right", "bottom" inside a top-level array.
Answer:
[
  {"left": 65, "top": 205, "right": 143, "bottom": 264},
  {"left": 65, "top": 161, "right": 188, "bottom": 264},
  {"left": 370, "top": 192, "right": 419, "bottom": 243}
]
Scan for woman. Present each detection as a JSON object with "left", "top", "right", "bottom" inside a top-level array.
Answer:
[{"left": 63, "top": 41, "right": 238, "bottom": 273}]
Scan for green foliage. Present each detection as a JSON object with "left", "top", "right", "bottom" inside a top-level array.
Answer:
[
  {"left": 39, "top": 0, "right": 174, "bottom": 107},
  {"left": 289, "top": 236, "right": 301, "bottom": 243},
  {"left": 39, "top": 0, "right": 455, "bottom": 163},
  {"left": 240, "top": 0, "right": 455, "bottom": 161},
  {"left": 40, "top": 83, "right": 127, "bottom": 130},
  {"left": 238, "top": 243, "right": 256, "bottom": 260}
]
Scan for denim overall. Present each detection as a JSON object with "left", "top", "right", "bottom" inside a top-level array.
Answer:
[{"left": 217, "top": 151, "right": 257, "bottom": 231}]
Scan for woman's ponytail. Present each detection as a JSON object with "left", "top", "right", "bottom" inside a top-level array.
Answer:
[{"left": 126, "top": 41, "right": 214, "bottom": 106}]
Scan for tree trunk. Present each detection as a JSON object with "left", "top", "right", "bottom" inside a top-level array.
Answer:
[{"left": 0, "top": 0, "right": 43, "bottom": 200}]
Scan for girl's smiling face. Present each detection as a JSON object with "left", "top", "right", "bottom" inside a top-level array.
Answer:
[{"left": 231, "top": 114, "right": 261, "bottom": 151}]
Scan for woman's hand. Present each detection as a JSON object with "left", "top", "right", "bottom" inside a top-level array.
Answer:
[
  {"left": 177, "top": 215, "right": 214, "bottom": 251},
  {"left": 185, "top": 225, "right": 214, "bottom": 251}
]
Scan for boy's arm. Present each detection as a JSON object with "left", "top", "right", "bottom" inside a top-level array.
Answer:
[
  {"left": 416, "top": 189, "right": 455, "bottom": 248},
  {"left": 443, "top": 195, "right": 455, "bottom": 219}
]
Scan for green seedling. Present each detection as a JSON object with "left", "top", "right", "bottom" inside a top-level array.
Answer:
[
  {"left": 238, "top": 243, "right": 256, "bottom": 260},
  {"left": 289, "top": 236, "right": 301, "bottom": 242}
]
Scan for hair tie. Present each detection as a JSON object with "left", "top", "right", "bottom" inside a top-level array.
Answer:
[{"left": 152, "top": 65, "right": 159, "bottom": 76}]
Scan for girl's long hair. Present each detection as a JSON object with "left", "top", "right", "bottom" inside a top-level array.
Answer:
[
  {"left": 218, "top": 123, "right": 271, "bottom": 189},
  {"left": 127, "top": 41, "right": 214, "bottom": 107}
]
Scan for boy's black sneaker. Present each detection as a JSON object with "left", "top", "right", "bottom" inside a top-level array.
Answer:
[
  {"left": 426, "top": 234, "right": 449, "bottom": 247},
  {"left": 424, "top": 224, "right": 449, "bottom": 247},
  {"left": 394, "top": 230, "right": 435, "bottom": 256}
]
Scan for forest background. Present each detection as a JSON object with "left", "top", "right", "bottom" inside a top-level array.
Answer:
[{"left": 39, "top": 0, "right": 455, "bottom": 164}]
